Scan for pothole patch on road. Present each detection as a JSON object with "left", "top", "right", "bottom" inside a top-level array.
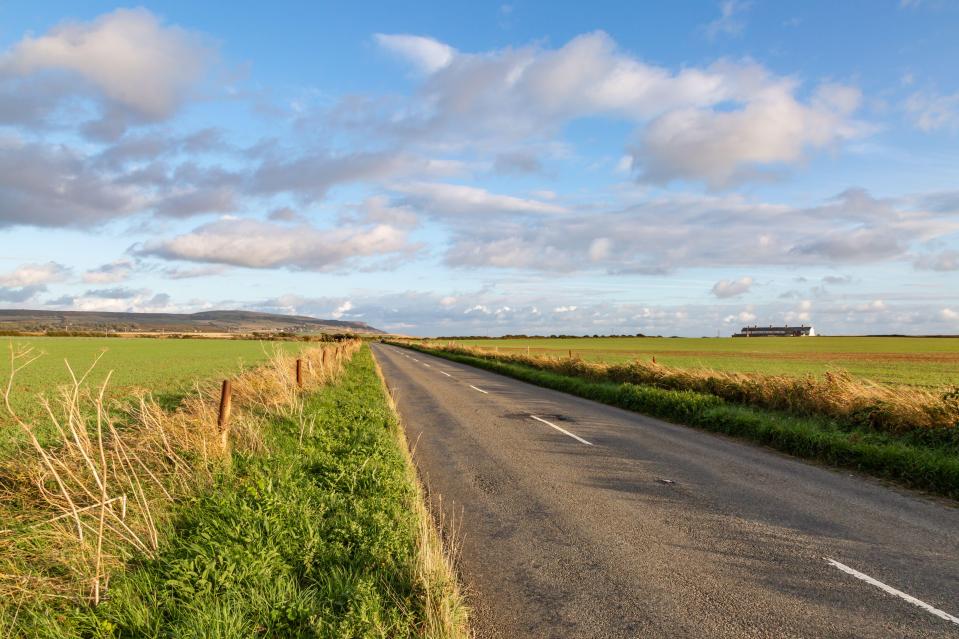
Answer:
[{"left": 501, "top": 412, "right": 577, "bottom": 423}]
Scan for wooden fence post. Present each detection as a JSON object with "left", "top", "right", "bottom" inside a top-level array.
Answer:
[
  {"left": 217, "top": 380, "right": 232, "bottom": 450},
  {"left": 296, "top": 358, "right": 303, "bottom": 388}
]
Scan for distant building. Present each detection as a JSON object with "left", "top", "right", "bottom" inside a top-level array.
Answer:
[{"left": 733, "top": 324, "right": 816, "bottom": 337}]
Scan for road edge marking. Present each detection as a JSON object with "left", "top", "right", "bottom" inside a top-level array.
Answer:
[
  {"left": 469, "top": 385, "right": 489, "bottom": 394},
  {"left": 530, "top": 415, "right": 593, "bottom": 446},
  {"left": 825, "top": 558, "right": 959, "bottom": 625}
]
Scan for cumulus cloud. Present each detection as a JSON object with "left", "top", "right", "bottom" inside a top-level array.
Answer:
[
  {"left": 362, "top": 31, "right": 864, "bottom": 186},
  {"left": 711, "top": 276, "right": 753, "bottom": 298},
  {"left": 330, "top": 301, "right": 354, "bottom": 319},
  {"left": 136, "top": 218, "right": 417, "bottom": 270},
  {"left": 0, "top": 8, "right": 213, "bottom": 127},
  {"left": 0, "top": 138, "right": 145, "bottom": 227},
  {"left": 0, "top": 261, "right": 70, "bottom": 303},
  {"left": 375, "top": 34, "right": 454, "bottom": 74},
  {"left": 635, "top": 82, "right": 863, "bottom": 187},
  {"left": 724, "top": 308, "right": 757, "bottom": 324},
  {"left": 0, "top": 261, "right": 71, "bottom": 287}
]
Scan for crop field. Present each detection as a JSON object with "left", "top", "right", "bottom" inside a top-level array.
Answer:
[
  {"left": 0, "top": 336, "right": 307, "bottom": 452},
  {"left": 448, "top": 336, "right": 959, "bottom": 387}
]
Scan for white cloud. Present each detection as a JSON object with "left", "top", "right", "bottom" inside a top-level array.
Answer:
[
  {"left": 711, "top": 276, "right": 753, "bottom": 298},
  {"left": 724, "top": 309, "right": 757, "bottom": 323},
  {"left": 331, "top": 300, "right": 354, "bottom": 319},
  {"left": 359, "top": 31, "right": 865, "bottom": 186},
  {"left": 636, "top": 82, "right": 863, "bottom": 187},
  {"left": 941, "top": 308, "right": 959, "bottom": 322},
  {"left": 137, "top": 218, "right": 416, "bottom": 271},
  {"left": 396, "top": 182, "right": 568, "bottom": 216},
  {"left": 0, "top": 8, "right": 212, "bottom": 122},
  {"left": 375, "top": 34, "right": 454, "bottom": 74},
  {"left": 0, "top": 261, "right": 70, "bottom": 287}
]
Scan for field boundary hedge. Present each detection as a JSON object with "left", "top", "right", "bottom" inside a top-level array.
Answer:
[{"left": 391, "top": 342, "right": 959, "bottom": 501}]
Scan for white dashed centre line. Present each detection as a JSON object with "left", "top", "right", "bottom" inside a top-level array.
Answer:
[
  {"left": 469, "top": 385, "right": 489, "bottom": 394},
  {"left": 423, "top": 363, "right": 431, "bottom": 367},
  {"left": 441, "top": 371, "right": 452, "bottom": 378},
  {"left": 825, "top": 559, "right": 959, "bottom": 625},
  {"left": 530, "top": 415, "right": 593, "bottom": 446}
]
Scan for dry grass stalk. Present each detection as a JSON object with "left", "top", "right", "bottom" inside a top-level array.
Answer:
[{"left": 1, "top": 340, "right": 360, "bottom": 608}]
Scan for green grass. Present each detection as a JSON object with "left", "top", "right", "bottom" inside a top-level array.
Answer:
[
  {"left": 406, "top": 344, "right": 959, "bottom": 500},
  {"left": 0, "top": 337, "right": 306, "bottom": 452},
  {"left": 448, "top": 336, "right": 959, "bottom": 387},
  {"left": 9, "top": 346, "right": 462, "bottom": 638}
]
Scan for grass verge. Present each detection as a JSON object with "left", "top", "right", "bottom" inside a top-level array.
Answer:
[
  {"left": 397, "top": 343, "right": 959, "bottom": 501},
  {"left": 2, "top": 345, "right": 468, "bottom": 638}
]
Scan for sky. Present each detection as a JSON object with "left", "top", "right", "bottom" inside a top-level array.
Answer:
[{"left": 0, "top": 1, "right": 957, "bottom": 336}]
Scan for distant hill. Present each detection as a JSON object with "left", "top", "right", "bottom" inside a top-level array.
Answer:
[{"left": 0, "top": 309, "right": 383, "bottom": 335}]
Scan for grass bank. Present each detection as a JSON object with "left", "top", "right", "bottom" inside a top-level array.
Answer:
[
  {"left": 396, "top": 342, "right": 959, "bottom": 500},
  {"left": 413, "top": 342, "right": 959, "bottom": 437},
  {"left": 1, "top": 345, "right": 467, "bottom": 637},
  {"left": 446, "top": 335, "right": 959, "bottom": 387}
]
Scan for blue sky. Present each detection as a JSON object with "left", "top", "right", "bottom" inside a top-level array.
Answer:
[{"left": 0, "top": 1, "right": 957, "bottom": 336}]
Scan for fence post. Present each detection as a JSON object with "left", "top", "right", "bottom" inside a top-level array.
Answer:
[
  {"left": 217, "top": 380, "right": 232, "bottom": 451},
  {"left": 568, "top": 349, "right": 572, "bottom": 359},
  {"left": 296, "top": 358, "right": 303, "bottom": 388}
]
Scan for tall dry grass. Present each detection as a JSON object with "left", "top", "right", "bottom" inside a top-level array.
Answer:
[
  {"left": 0, "top": 340, "right": 359, "bottom": 609},
  {"left": 414, "top": 341, "right": 959, "bottom": 434}
]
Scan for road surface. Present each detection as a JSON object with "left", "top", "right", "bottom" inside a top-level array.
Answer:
[{"left": 372, "top": 343, "right": 959, "bottom": 638}]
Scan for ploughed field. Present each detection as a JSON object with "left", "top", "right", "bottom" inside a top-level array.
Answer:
[
  {"left": 0, "top": 336, "right": 307, "bottom": 452},
  {"left": 449, "top": 336, "right": 959, "bottom": 387}
]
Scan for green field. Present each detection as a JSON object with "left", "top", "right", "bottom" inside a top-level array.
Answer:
[
  {"left": 0, "top": 337, "right": 306, "bottom": 451},
  {"left": 447, "top": 336, "right": 959, "bottom": 387}
]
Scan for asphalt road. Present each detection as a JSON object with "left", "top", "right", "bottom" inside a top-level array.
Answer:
[{"left": 371, "top": 343, "right": 959, "bottom": 638}]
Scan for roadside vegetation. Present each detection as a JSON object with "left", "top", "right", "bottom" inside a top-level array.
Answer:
[
  {"left": 396, "top": 340, "right": 959, "bottom": 499},
  {"left": 1, "top": 340, "right": 466, "bottom": 637}
]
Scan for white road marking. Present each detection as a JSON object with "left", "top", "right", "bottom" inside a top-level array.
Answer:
[
  {"left": 530, "top": 415, "right": 593, "bottom": 446},
  {"left": 441, "top": 371, "right": 453, "bottom": 377},
  {"left": 412, "top": 358, "right": 420, "bottom": 362},
  {"left": 469, "top": 385, "right": 489, "bottom": 394},
  {"left": 826, "top": 559, "right": 959, "bottom": 625},
  {"left": 423, "top": 363, "right": 431, "bottom": 367}
]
